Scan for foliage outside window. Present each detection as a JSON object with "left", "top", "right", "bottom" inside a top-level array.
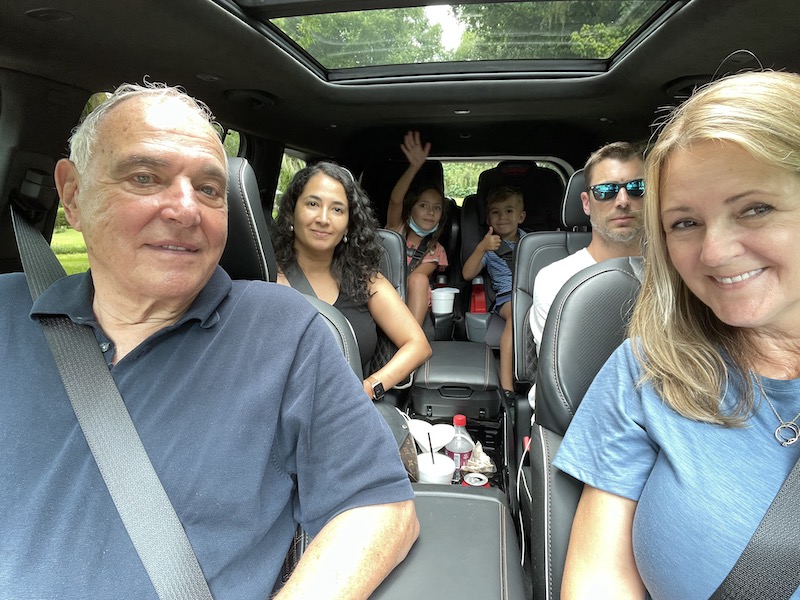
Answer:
[
  {"left": 442, "top": 162, "right": 497, "bottom": 204},
  {"left": 273, "top": 154, "right": 307, "bottom": 220},
  {"left": 223, "top": 129, "right": 241, "bottom": 157},
  {"left": 441, "top": 161, "right": 562, "bottom": 205},
  {"left": 270, "top": 1, "right": 665, "bottom": 69}
]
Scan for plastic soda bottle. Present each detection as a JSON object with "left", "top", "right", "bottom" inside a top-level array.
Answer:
[{"left": 445, "top": 414, "right": 475, "bottom": 483}]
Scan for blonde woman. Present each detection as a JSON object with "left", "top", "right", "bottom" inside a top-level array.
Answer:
[{"left": 556, "top": 70, "right": 800, "bottom": 599}]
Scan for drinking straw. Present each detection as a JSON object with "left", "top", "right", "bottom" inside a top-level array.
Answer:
[{"left": 428, "top": 433, "right": 435, "bottom": 463}]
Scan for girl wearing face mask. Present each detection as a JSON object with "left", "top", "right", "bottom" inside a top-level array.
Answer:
[{"left": 387, "top": 130, "right": 449, "bottom": 326}]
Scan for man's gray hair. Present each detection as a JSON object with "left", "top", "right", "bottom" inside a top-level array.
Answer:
[{"left": 68, "top": 82, "right": 222, "bottom": 174}]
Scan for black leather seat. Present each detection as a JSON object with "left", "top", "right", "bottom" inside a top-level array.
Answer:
[
  {"left": 511, "top": 168, "right": 591, "bottom": 392},
  {"left": 375, "top": 228, "right": 407, "bottom": 301},
  {"left": 528, "top": 256, "right": 643, "bottom": 600},
  {"left": 370, "top": 228, "right": 415, "bottom": 391},
  {"left": 506, "top": 168, "right": 591, "bottom": 561},
  {"left": 219, "top": 156, "right": 278, "bottom": 282}
]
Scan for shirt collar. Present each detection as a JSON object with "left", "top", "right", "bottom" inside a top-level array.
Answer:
[{"left": 30, "top": 266, "right": 233, "bottom": 330}]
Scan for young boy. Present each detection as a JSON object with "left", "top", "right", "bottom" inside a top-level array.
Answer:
[{"left": 462, "top": 186, "right": 526, "bottom": 397}]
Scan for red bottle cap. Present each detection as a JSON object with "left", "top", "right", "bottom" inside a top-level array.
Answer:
[{"left": 453, "top": 414, "right": 466, "bottom": 427}]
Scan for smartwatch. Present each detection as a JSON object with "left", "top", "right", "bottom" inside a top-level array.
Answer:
[{"left": 370, "top": 379, "right": 386, "bottom": 401}]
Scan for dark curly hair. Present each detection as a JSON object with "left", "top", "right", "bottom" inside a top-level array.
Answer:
[
  {"left": 272, "top": 161, "right": 383, "bottom": 305},
  {"left": 400, "top": 181, "right": 448, "bottom": 246}
]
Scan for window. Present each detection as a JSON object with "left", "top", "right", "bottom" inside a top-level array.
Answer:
[
  {"left": 441, "top": 160, "right": 564, "bottom": 206},
  {"left": 222, "top": 129, "right": 241, "bottom": 157},
  {"left": 265, "top": 1, "right": 669, "bottom": 70},
  {"left": 273, "top": 153, "right": 306, "bottom": 220},
  {"left": 442, "top": 161, "right": 497, "bottom": 205}
]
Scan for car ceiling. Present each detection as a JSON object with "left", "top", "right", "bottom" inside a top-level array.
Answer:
[{"left": 1, "top": 0, "right": 799, "bottom": 169}]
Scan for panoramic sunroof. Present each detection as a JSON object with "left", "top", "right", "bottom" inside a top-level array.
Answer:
[{"left": 267, "top": 1, "right": 669, "bottom": 70}]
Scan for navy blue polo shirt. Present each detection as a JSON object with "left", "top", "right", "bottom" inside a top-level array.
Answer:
[{"left": 0, "top": 267, "right": 412, "bottom": 599}]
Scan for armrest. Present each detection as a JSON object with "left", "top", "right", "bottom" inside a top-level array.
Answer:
[{"left": 371, "top": 485, "right": 527, "bottom": 600}]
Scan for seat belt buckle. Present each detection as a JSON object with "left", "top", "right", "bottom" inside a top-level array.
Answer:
[{"left": 469, "top": 277, "right": 487, "bottom": 313}]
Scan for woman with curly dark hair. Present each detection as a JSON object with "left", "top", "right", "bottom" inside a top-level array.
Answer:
[{"left": 273, "top": 161, "right": 431, "bottom": 399}]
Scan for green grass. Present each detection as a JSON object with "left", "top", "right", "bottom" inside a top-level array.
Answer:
[{"left": 51, "top": 227, "right": 89, "bottom": 275}]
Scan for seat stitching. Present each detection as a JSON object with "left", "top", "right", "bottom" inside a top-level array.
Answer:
[
  {"left": 535, "top": 426, "right": 554, "bottom": 599},
  {"left": 232, "top": 160, "right": 268, "bottom": 281},
  {"left": 499, "top": 503, "right": 508, "bottom": 599}
]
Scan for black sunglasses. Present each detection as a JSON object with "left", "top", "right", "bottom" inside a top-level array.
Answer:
[{"left": 589, "top": 179, "right": 645, "bottom": 201}]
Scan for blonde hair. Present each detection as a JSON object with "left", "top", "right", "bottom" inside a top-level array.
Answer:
[{"left": 630, "top": 70, "right": 800, "bottom": 425}]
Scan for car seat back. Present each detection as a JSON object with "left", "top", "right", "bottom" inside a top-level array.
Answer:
[
  {"left": 435, "top": 197, "right": 462, "bottom": 287},
  {"left": 461, "top": 160, "right": 565, "bottom": 268},
  {"left": 560, "top": 169, "right": 589, "bottom": 230},
  {"left": 371, "top": 228, "right": 414, "bottom": 389},
  {"left": 529, "top": 256, "right": 643, "bottom": 600},
  {"left": 375, "top": 228, "right": 407, "bottom": 301},
  {"left": 512, "top": 168, "right": 591, "bottom": 386},
  {"left": 219, "top": 156, "right": 278, "bottom": 282}
]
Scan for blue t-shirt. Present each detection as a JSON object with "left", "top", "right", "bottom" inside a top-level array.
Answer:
[
  {"left": 555, "top": 339, "right": 800, "bottom": 600},
  {"left": 0, "top": 268, "right": 413, "bottom": 600}
]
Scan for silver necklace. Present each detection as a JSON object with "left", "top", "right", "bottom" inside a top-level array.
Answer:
[{"left": 762, "top": 392, "right": 800, "bottom": 447}]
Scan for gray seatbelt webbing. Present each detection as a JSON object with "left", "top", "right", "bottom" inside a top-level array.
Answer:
[
  {"left": 710, "top": 453, "right": 800, "bottom": 600},
  {"left": 283, "top": 262, "right": 317, "bottom": 297},
  {"left": 12, "top": 208, "right": 213, "bottom": 600}
]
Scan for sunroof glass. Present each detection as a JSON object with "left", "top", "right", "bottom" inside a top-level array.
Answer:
[{"left": 269, "top": 1, "right": 667, "bottom": 69}]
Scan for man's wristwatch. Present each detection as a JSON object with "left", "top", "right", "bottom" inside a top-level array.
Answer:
[{"left": 369, "top": 377, "right": 385, "bottom": 401}]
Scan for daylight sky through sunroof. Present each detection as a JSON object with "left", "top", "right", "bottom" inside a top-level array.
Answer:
[{"left": 269, "top": 2, "right": 667, "bottom": 70}]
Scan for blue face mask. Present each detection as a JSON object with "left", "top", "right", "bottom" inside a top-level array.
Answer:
[{"left": 408, "top": 216, "right": 439, "bottom": 237}]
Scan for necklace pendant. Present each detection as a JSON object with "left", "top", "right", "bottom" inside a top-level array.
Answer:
[{"left": 774, "top": 422, "right": 800, "bottom": 447}]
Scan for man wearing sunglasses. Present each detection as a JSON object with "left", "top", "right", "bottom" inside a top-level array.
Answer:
[{"left": 530, "top": 141, "right": 644, "bottom": 352}]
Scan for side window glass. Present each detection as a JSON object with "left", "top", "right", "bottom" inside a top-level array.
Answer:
[
  {"left": 52, "top": 92, "right": 111, "bottom": 274},
  {"left": 273, "top": 153, "right": 306, "bottom": 220},
  {"left": 222, "top": 129, "right": 241, "bottom": 157},
  {"left": 441, "top": 160, "right": 565, "bottom": 207},
  {"left": 52, "top": 207, "right": 89, "bottom": 275},
  {"left": 442, "top": 162, "right": 497, "bottom": 206}
]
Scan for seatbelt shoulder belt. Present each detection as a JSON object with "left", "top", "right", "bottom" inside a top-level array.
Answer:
[
  {"left": 11, "top": 207, "right": 213, "bottom": 600},
  {"left": 710, "top": 452, "right": 800, "bottom": 599}
]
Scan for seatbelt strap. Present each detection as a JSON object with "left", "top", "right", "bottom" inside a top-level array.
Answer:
[
  {"left": 283, "top": 262, "right": 317, "bottom": 297},
  {"left": 11, "top": 207, "right": 213, "bottom": 600},
  {"left": 407, "top": 232, "right": 435, "bottom": 273},
  {"left": 495, "top": 240, "right": 515, "bottom": 272},
  {"left": 710, "top": 452, "right": 800, "bottom": 599}
]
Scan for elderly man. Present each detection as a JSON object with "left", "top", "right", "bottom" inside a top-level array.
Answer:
[
  {"left": 0, "top": 84, "right": 418, "bottom": 599},
  {"left": 530, "top": 141, "right": 645, "bottom": 352}
]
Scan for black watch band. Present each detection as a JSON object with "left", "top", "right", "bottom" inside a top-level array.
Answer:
[{"left": 371, "top": 380, "right": 385, "bottom": 401}]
